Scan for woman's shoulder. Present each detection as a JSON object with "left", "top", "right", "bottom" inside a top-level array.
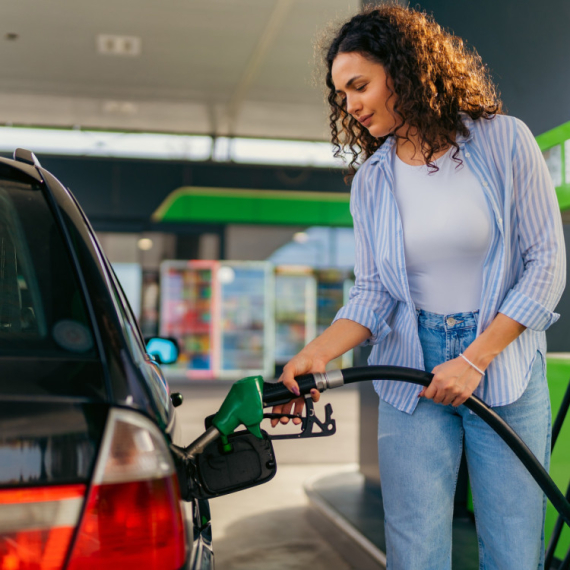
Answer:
[
  {"left": 469, "top": 113, "right": 520, "bottom": 136},
  {"left": 468, "top": 114, "right": 531, "bottom": 155},
  {"left": 471, "top": 114, "right": 538, "bottom": 155}
]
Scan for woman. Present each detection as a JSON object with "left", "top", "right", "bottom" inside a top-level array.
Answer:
[{"left": 272, "top": 5, "right": 566, "bottom": 570}]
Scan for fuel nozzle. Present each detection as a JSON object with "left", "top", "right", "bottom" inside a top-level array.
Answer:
[{"left": 211, "top": 375, "right": 265, "bottom": 439}]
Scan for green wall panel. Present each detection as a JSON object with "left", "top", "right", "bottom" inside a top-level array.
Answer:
[
  {"left": 536, "top": 122, "right": 570, "bottom": 152},
  {"left": 536, "top": 121, "right": 570, "bottom": 212},
  {"left": 544, "top": 356, "right": 570, "bottom": 561}
]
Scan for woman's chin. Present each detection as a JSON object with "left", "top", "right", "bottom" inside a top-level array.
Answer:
[
  {"left": 367, "top": 127, "right": 388, "bottom": 139},
  {"left": 366, "top": 122, "right": 392, "bottom": 139}
]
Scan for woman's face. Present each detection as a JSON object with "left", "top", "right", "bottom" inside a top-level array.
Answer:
[{"left": 331, "top": 52, "right": 399, "bottom": 139}]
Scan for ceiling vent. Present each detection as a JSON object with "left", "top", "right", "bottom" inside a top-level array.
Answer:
[
  {"left": 97, "top": 34, "right": 142, "bottom": 57},
  {"left": 102, "top": 101, "right": 138, "bottom": 115}
]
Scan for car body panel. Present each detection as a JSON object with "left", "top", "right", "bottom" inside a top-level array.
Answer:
[
  {"left": 0, "top": 359, "right": 106, "bottom": 400},
  {"left": 0, "top": 400, "right": 108, "bottom": 487},
  {"left": 0, "top": 153, "right": 214, "bottom": 569}
]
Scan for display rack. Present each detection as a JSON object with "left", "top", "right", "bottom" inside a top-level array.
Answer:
[
  {"left": 315, "top": 268, "right": 354, "bottom": 370},
  {"left": 274, "top": 266, "right": 317, "bottom": 366},
  {"left": 159, "top": 260, "right": 219, "bottom": 379},
  {"left": 217, "top": 261, "right": 275, "bottom": 380}
]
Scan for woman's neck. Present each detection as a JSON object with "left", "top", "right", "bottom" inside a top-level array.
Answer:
[{"left": 395, "top": 128, "right": 454, "bottom": 166}]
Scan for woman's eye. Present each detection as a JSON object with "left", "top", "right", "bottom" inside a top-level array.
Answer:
[{"left": 356, "top": 84, "right": 367, "bottom": 92}]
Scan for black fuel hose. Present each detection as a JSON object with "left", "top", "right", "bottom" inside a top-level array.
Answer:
[
  {"left": 545, "top": 479, "right": 570, "bottom": 569},
  {"left": 262, "top": 365, "right": 570, "bottom": 527}
]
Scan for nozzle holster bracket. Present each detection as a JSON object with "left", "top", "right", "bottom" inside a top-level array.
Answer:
[{"left": 268, "top": 397, "right": 336, "bottom": 440}]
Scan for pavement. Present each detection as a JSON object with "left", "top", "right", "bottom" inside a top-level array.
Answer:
[
  {"left": 170, "top": 378, "right": 360, "bottom": 570},
  {"left": 210, "top": 464, "right": 356, "bottom": 570}
]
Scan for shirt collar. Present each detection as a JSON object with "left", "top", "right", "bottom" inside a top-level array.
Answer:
[{"left": 369, "top": 136, "right": 396, "bottom": 166}]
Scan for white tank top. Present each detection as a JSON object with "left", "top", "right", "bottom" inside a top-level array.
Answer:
[{"left": 393, "top": 147, "right": 492, "bottom": 315}]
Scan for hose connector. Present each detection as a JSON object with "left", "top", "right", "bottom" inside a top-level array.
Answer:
[{"left": 312, "top": 369, "right": 345, "bottom": 392}]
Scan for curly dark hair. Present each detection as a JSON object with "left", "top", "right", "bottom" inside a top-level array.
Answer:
[{"left": 323, "top": 3, "right": 503, "bottom": 180}]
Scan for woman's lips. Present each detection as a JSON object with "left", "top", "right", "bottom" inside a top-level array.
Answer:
[{"left": 359, "top": 113, "right": 373, "bottom": 127}]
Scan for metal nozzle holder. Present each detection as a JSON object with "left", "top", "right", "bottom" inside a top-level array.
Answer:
[{"left": 312, "top": 370, "right": 345, "bottom": 392}]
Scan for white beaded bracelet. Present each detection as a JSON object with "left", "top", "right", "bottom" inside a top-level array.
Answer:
[{"left": 459, "top": 353, "right": 485, "bottom": 376}]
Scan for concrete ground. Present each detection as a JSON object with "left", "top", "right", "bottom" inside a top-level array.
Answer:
[
  {"left": 210, "top": 464, "right": 355, "bottom": 570},
  {"left": 171, "top": 379, "right": 360, "bottom": 570}
]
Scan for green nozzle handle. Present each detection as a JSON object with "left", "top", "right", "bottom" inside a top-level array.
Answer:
[
  {"left": 209, "top": 374, "right": 319, "bottom": 441},
  {"left": 212, "top": 376, "right": 265, "bottom": 438}
]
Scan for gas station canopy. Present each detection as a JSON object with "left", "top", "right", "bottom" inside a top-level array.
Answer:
[{"left": 0, "top": 0, "right": 359, "bottom": 141}]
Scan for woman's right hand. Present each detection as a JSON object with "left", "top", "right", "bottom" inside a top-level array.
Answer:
[{"left": 270, "top": 352, "right": 326, "bottom": 428}]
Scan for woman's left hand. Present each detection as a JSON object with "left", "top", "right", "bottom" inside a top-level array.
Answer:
[{"left": 419, "top": 357, "right": 484, "bottom": 407}]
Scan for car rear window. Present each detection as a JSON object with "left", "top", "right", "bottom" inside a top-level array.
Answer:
[{"left": 0, "top": 177, "right": 97, "bottom": 358}]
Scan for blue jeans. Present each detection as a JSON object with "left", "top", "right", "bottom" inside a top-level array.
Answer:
[{"left": 377, "top": 309, "right": 551, "bottom": 570}]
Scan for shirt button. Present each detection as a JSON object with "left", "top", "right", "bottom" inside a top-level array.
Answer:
[
  {"left": 447, "top": 317, "right": 456, "bottom": 326},
  {"left": 498, "top": 217, "right": 503, "bottom": 225},
  {"left": 465, "top": 152, "right": 471, "bottom": 158},
  {"left": 482, "top": 181, "right": 488, "bottom": 187}
]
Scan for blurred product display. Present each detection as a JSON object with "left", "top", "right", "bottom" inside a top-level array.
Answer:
[
  {"left": 159, "top": 261, "right": 219, "bottom": 379},
  {"left": 218, "top": 261, "right": 274, "bottom": 380},
  {"left": 140, "top": 261, "right": 355, "bottom": 381},
  {"left": 274, "top": 266, "right": 317, "bottom": 369},
  {"left": 158, "top": 260, "right": 276, "bottom": 380},
  {"left": 315, "top": 269, "right": 354, "bottom": 371}
]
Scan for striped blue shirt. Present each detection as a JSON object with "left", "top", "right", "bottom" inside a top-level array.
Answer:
[{"left": 334, "top": 114, "right": 566, "bottom": 413}]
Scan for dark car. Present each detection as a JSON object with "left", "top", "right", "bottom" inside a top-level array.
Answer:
[{"left": 0, "top": 149, "right": 213, "bottom": 569}]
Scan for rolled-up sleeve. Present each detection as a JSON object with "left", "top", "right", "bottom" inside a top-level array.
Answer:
[
  {"left": 333, "top": 167, "right": 396, "bottom": 345},
  {"left": 498, "top": 118, "right": 566, "bottom": 331}
]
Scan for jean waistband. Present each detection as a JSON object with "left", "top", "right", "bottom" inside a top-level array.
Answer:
[{"left": 416, "top": 308, "right": 479, "bottom": 330}]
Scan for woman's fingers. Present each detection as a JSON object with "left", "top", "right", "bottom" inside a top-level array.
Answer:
[
  {"left": 422, "top": 382, "right": 438, "bottom": 400},
  {"left": 269, "top": 355, "right": 327, "bottom": 428},
  {"left": 281, "top": 366, "right": 301, "bottom": 397},
  {"left": 283, "top": 379, "right": 300, "bottom": 397},
  {"left": 271, "top": 388, "right": 322, "bottom": 427},
  {"left": 448, "top": 391, "right": 468, "bottom": 406},
  {"left": 441, "top": 392, "right": 458, "bottom": 406},
  {"left": 291, "top": 389, "right": 320, "bottom": 424},
  {"left": 424, "top": 380, "right": 460, "bottom": 404},
  {"left": 420, "top": 358, "right": 483, "bottom": 406},
  {"left": 292, "top": 398, "right": 305, "bottom": 424},
  {"left": 270, "top": 404, "right": 283, "bottom": 428},
  {"left": 279, "top": 398, "right": 297, "bottom": 423}
]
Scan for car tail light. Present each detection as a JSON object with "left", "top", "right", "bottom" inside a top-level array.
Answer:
[
  {"left": 0, "top": 484, "right": 86, "bottom": 570},
  {"left": 66, "top": 408, "right": 186, "bottom": 570}
]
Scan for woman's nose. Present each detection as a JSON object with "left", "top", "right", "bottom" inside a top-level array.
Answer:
[{"left": 345, "top": 94, "right": 361, "bottom": 117}]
